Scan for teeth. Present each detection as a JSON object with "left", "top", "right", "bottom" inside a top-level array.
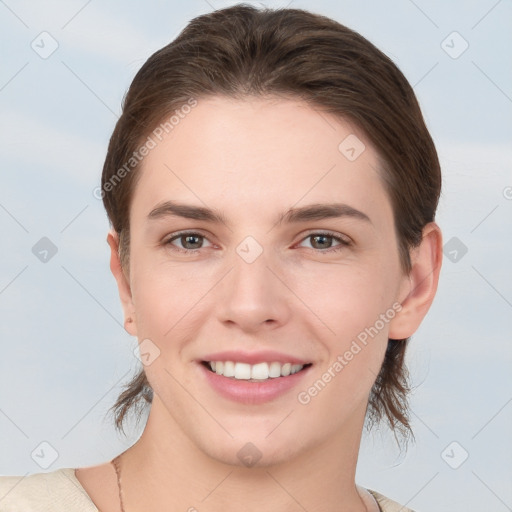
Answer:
[
  {"left": 223, "top": 361, "right": 235, "bottom": 377},
  {"left": 207, "top": 361, "right": 305, "bottom": 380},
  {"left": 251, "top": 362, "right": 268, "bottom": 380},
  {"left": 269, "top": 362, "right": 281, "bottom": 378},
  {"left": 234, "top": 362, "right": 251, "bottom": 379}
]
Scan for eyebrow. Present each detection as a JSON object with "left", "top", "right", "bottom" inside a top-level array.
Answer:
[{"left": 147, "top": 200, "right": 371, "bottom": 226}]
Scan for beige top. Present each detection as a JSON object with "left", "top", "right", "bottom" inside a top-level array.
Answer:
[{"left": 0, "top": 468, "right": 414, "bottom": 512}]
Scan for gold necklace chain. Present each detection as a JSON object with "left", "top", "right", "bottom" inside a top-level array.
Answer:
[{"left": 111, "top": 455, "right": 126, "bottom": 512}]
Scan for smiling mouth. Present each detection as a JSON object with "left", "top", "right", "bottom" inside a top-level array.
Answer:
[{"left": 201, "top": 361, "right": 313, "bottom": 381}]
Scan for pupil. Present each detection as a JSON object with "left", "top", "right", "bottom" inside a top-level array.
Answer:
[
  {"left": 184, "top": 235, "right": 201, "bottom": 249},
  {"left": 313, "top": 235, "right": 330, "bottom": 248}
]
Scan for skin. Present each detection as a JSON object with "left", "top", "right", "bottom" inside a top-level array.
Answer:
[{"left": 75, "top": 96, "right": 442, "bottom": 511}]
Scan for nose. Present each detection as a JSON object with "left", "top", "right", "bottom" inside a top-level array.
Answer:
[{"left": 216, "top": 248, "right": 292, "bottom": 333}]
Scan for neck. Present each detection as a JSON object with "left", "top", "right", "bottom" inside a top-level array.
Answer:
[{"left": 117, "top": 397, "right": 368, "bottom": 512}]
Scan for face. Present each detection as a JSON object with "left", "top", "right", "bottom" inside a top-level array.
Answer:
[{"left": 116, "top": 96, "right": 413, "bottom": 467}]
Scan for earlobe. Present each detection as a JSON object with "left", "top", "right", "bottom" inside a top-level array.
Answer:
[
  {"left": 388, "top": 222, "right": 443, "bottom": 340},
  {"left": 107, "top": 230, "right": 138, "bottom": 337}
]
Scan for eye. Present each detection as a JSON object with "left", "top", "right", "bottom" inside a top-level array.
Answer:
[
  {"left": 164, "top": 231, "right": 212, "bottom": 253},
  {"left": 163, "top": 230, "right": 351, "bottom": 255},
  {"left": 298, "top": 232, "right": 351, "bottom": 253}
]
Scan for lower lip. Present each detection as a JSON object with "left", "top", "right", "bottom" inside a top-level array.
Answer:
[{"left": 199, "top": 363, "right": 311, "bottom": 405}]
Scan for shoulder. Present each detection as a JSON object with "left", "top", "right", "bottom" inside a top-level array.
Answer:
[
  {"left": 0, "top": 468, "right": 98, "bottom": 512},
  {"left": 368, "top": 489, "right": 416, "bottom": 512}
]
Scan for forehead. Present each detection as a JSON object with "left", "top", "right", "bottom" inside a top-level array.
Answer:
[{"left": 131, "top": 95, "right": 392, "bottom": 227}]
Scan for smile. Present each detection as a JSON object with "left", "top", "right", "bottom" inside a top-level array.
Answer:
[
  {"left": 204, "top": 361, "right": 310, "bottom": 380},
  {"left": 199, "top": 359, "right": 313, "bottom": 404}
]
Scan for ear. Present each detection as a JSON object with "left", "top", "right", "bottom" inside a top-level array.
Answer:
[
  {"left": 388, "top": 222, "right": 443, "bottom": 340},
  {"left": 107, "top": 229, "right": 138, "bottom": 337}
]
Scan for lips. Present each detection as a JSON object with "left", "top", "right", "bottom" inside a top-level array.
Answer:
[
  {"left": 200, "top": 350, "right": 310, "bottom": 366},
  {"left": 197, "top": 350, "right": 313, "bottom": 404}
]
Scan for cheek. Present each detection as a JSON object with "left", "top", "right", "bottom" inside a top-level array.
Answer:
[
  {"left": 292, "top": 260, "right": 399, "bottom": 341},
  {"left": 130, "top": 258, "right": 218, "bottom": 342},
  {"left": 291, "top": 261, "right": 398, "bottom": 395},
  {"left": 294, "top": 269, "right": 393, "bottom": 425}
]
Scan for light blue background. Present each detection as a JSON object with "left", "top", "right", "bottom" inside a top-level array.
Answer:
[{"left": 1, "top": 1, "right": 511, "bottom": 511}]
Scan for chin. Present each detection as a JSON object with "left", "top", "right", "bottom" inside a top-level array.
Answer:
[{"left": 203, "top": 440, "right": 300, "bottom": 469}]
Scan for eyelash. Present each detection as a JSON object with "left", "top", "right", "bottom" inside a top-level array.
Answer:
[{"left": 163, "top": 230, "right": 352, "bottom": 255}]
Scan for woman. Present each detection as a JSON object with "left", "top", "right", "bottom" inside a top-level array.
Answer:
[{"left": 0, "top": 4, "right": 442, "bottom": 511}]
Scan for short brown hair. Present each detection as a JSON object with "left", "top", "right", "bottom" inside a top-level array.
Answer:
[{"left": 102, "top": 4, "right": 441, "bottom": 439}]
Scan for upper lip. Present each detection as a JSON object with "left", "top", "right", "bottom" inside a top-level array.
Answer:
[{"left": 200, "top": 350, "right": 311, "bottom": 365}]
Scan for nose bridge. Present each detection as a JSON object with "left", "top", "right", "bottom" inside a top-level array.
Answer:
[{"left": 216, "top": 236, "right": 291, "bottom": 330}]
